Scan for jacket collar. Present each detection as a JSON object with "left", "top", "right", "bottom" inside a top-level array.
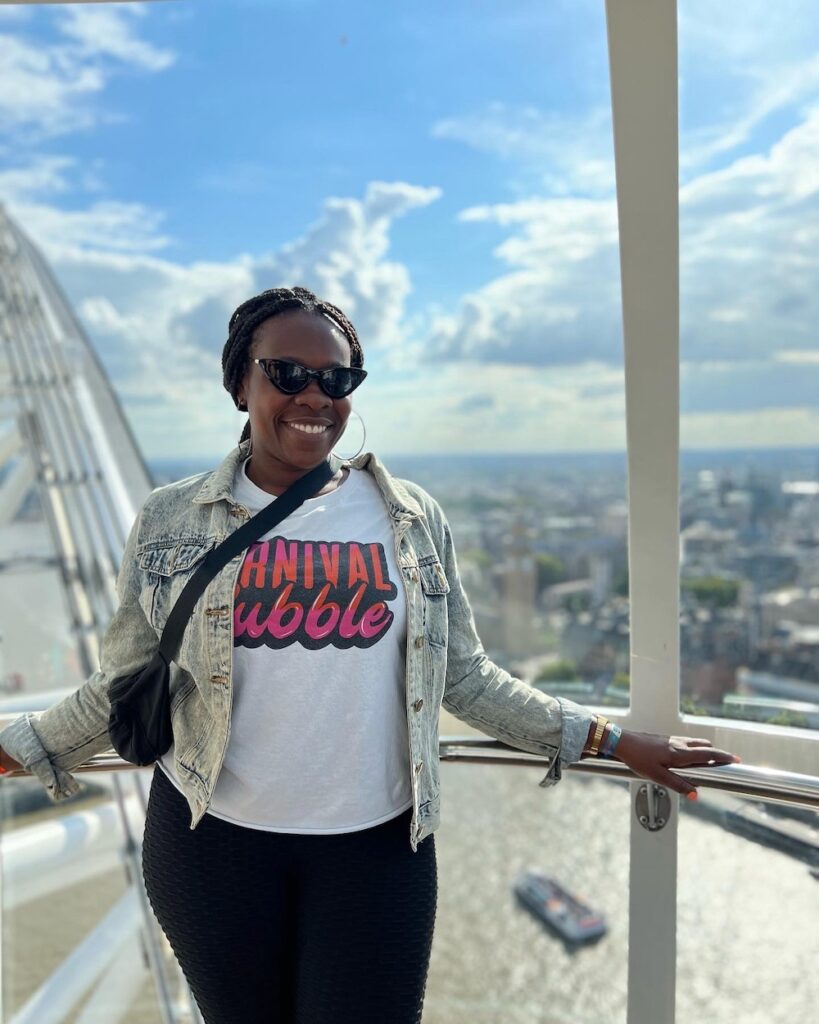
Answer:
[{"left": 192, "top": 438, "right": 425, "bottom": 521}]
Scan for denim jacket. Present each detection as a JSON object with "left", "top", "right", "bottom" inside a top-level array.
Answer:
[{"left": 0, "top": 438, "right": 596, "bottom": 851}]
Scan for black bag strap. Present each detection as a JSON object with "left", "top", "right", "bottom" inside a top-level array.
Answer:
[{"left": 158, "top": 456, "right": 339, "bottom": 663}]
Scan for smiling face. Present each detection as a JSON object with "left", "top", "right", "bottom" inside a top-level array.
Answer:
[{"left": 237, "top": 310, "right": 354, "bottom": 475}]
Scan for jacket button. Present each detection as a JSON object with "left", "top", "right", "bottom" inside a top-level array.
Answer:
[
  {"left": 413, "top": 698, "right": 424, "bottom": 712},
  {"left": 409, "top": 568, "right": 419, "bottom": 582},
  {"left": 414, "top": 635, "right": 424, "bottom": 648}
]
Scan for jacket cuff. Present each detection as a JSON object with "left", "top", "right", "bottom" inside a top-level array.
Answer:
[
  {"left": 556, "top": 697, "right": 598, "bottom": 766},
  {"left": 0, "top": 713, "right": 81, "bottom": 802},
  {"left": 537, "top": 698, "right": 598, "bottom": 788}
]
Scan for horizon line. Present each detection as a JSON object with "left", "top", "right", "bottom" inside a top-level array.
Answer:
[{"left": 146, "top": 444, "right": 819, "bottom": 464}]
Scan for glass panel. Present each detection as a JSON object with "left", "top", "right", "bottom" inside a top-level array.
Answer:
[
  {"left": 426, "top": 712, "right": 629, "bottom": 1024},
  {"left": 1, "top": 3, "right": 625, "bottom": 1022},
  {"left": 676, "top": 791, "right": 819, "bottom": 1023},
  {"left": 388, "top": 449, "right": 631, "bottom": 713},
  {"left": 374, "top": 0, "right": 628, "bottom": 715},
  {"left": 0, "top": 496, "right": 86, "bottom": 695},
  {"left": 678, "top": 2, "right": 819, "bottom": 730},
  {"left": 0, "top": 769, "right": 182, "bottom": 1023},
  {"left": 0, "top": 0, "right": 627, "bottom": 745}
]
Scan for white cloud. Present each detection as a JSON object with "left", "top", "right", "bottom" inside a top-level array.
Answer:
[
  {"left": 709, "top": 308, "right": 748, "bottom": 324},
  {"left": 680, "top": 52, "right": 819, "bottom": 173},
  {"left": 679, "top": 1, "right": 819, "bottom": 65},
  {"left": 776, "top": 350, "right": 819, "bottom": 365},
  {"left": 353, "top": 361, "right": 628, "bottom": 455},
  {"left": 10, "top": 196, "right": 172, "bottom": 254},
  {"left": 428, "top": 193, "right": 621, "bottom": 367},
  {"left": 680, "top": 359, "right": 819, "bottom": 415},
  {"left": 245, "top": 181, "right": 442, "bottom": 352},
  {"left": 427, "top": 102, "right": 819, "bottom": 387},
  {"left": 678, "top": 107, "right": 819, "bottom": 368},
  {"left": 680, "top": 407, "right": 819, "bottom": 450},
  {"left": 413, "top": 97, "right": 819, "bottom": 450},
  {"left": 5, "top": 180, "right": 441, "bottom": 460},
  {"left": 0, "top": 34, "right": 104, "bottom": 139},
  {"left": 678, "top": 2, "right": 819, "bottom": 174},
  {"left": 432, "top": 102, "right": 615, "bottom": 197},
  {"left": 50, "top": 250, "right": 257, "bottom": 460},
  {"left": 0, "top": 2, "right": 439, "bottom": 460},
  {"left": 432, "top": 2, "right": 819, "bottom": 195},
  {"left": 460, "top": 195, "right": 619, "bottom": 266},
  {"left": 682, "top": 106, "right": 819, "bottom": 211},
  {"left": 57, "top": 5, "right": 175, "bottom": 73},
  {"left": 0, "top": 155, "right": 75, "bottom": 202},
  {"left": 3, "top": 0, "right": 817, "bottom": 457},
  {"left": 0, "top": 5, "right": 174, "bottom": 142}
]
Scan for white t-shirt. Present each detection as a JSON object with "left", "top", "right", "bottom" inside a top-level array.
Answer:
[{"left": 158, "top": 457, "right": 412, "bottom": 833}]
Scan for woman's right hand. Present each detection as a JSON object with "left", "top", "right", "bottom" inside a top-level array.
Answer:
[{"left": 0, "top": 745, "right": 24, "bottom": 773}]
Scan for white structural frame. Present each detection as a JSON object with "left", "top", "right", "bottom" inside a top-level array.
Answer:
[
  {"left": 606, "top": 4, "right": 682, "bottom": 1020},
  {"left": 0, "top": 201, "right": 199, "bottom": 1020},
  {"left": 607, "top": 3, "right": 817, "bottom": 773},
  {"left": 604, "top": 3, "right": 817, "bottom": 1022}
]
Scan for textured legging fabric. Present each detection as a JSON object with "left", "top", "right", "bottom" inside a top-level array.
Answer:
[{"left": 141, "top": 765, "right": 438, "bottom": 1024}]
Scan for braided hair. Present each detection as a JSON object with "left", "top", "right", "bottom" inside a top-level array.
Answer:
[{"left": 221, "top": 285, "right": 364, "bottom": 446}]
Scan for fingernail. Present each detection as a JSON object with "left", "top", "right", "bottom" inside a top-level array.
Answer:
[
  {"left": 733, "top": 756, "right": 742, "bottom": 763},
  {"left": 686, "top": 791, "right": 698, "bottom": 801}
]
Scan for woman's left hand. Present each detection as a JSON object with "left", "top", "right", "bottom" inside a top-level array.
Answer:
[{"left": 612, "top": 730, "right": 741, "bottom": 799}]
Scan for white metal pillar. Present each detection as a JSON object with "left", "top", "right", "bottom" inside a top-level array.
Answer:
[{"left": 604, "top": 1, "right": 681, "bottom": 1021}]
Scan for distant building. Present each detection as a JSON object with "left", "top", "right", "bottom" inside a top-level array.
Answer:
[
  {"left": 599, "top": 499, "right": 628, "bottom": 540},
  {"left": 589, "top": 553, "right": 613, "bottom": 606},
  {"left": 737, "top": 666, "right": 819, "bottom": 708},
  {"left": 680, "top": 607, "right": 750, "bottom": 707},
  {"left": 499, "top": 517, "right": 537, "bottom": 657},
  {"left": 557, "top": 603, "right": 631, "bottom": 679},
  {"left": 753, "top": 616, "right": 819, "bottom": 682},
  {"left": 680, "top": 520, "right": 738, "bottom": 569},
  {"left": 733, "top": 549, "right": 799, "bottom": 590},
  {"left": 541, "top": 578, "right": 593, "bottom": 613},
  {"left": 757, "top": 586, "right": 819, "bottom": 635}
]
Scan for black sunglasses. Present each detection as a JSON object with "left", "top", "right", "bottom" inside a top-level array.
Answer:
[{"left": 252, "top": 358, "right": 367, "bottom": 399}]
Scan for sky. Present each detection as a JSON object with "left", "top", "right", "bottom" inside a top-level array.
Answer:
[{"left": 1, "top": 0, "right": 818, "bottom": 461}]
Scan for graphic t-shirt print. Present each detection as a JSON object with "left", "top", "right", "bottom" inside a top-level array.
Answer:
[{"left": 234, "top": 536, "right": 398, "bottom": 651}]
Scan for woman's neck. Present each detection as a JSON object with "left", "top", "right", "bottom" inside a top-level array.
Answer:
[{"left": 244, "top": 455, "right": 348, "bottom": 497}]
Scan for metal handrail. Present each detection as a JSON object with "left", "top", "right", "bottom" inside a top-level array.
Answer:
[
  {"left": 2, "top": 735, "right": 817, "bottom": 810},
  {"left": 437, "top": 737, "right": 819, "bottom": 810}
]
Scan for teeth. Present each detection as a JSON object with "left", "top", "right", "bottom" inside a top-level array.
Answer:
[{"left": 288, "top": 422, "right": 329, "bottom": 435}]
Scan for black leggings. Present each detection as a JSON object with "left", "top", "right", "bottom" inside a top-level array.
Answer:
[{"left": 141, "top": 765, "right": 438, "bottom": 1024}]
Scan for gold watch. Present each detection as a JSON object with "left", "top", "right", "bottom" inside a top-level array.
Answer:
[{"left": 589, "top": 715, "right": 609, "bottom": 756}]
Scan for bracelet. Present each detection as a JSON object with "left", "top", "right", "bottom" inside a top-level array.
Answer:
[
  {"left": 599, "top": 722, "right": 622, "bottom": 759},
  {"left": 588, "top": 715, "right": 608, "bottom": 756}
]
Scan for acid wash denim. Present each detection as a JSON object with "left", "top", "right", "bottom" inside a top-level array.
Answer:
[{"left": 0, "top": 438, "right": 597, "bottom": 852}]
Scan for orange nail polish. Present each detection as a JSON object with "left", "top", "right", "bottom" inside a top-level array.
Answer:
[{"left": 686, "top": 791, "right": 698, "bottom": 801}]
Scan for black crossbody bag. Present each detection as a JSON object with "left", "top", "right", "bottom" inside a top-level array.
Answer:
[{"left": 108, "top": 457, "right": 336, "bottom": 766}]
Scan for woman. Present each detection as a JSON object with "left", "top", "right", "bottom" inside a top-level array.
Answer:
[{"left": 0, "top": 285, "right": 740, "bottom": 1023}]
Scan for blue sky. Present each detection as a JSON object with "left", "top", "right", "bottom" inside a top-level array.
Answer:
[{"left": 1, "top": 0, "right": 818, "bottom": 460}]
